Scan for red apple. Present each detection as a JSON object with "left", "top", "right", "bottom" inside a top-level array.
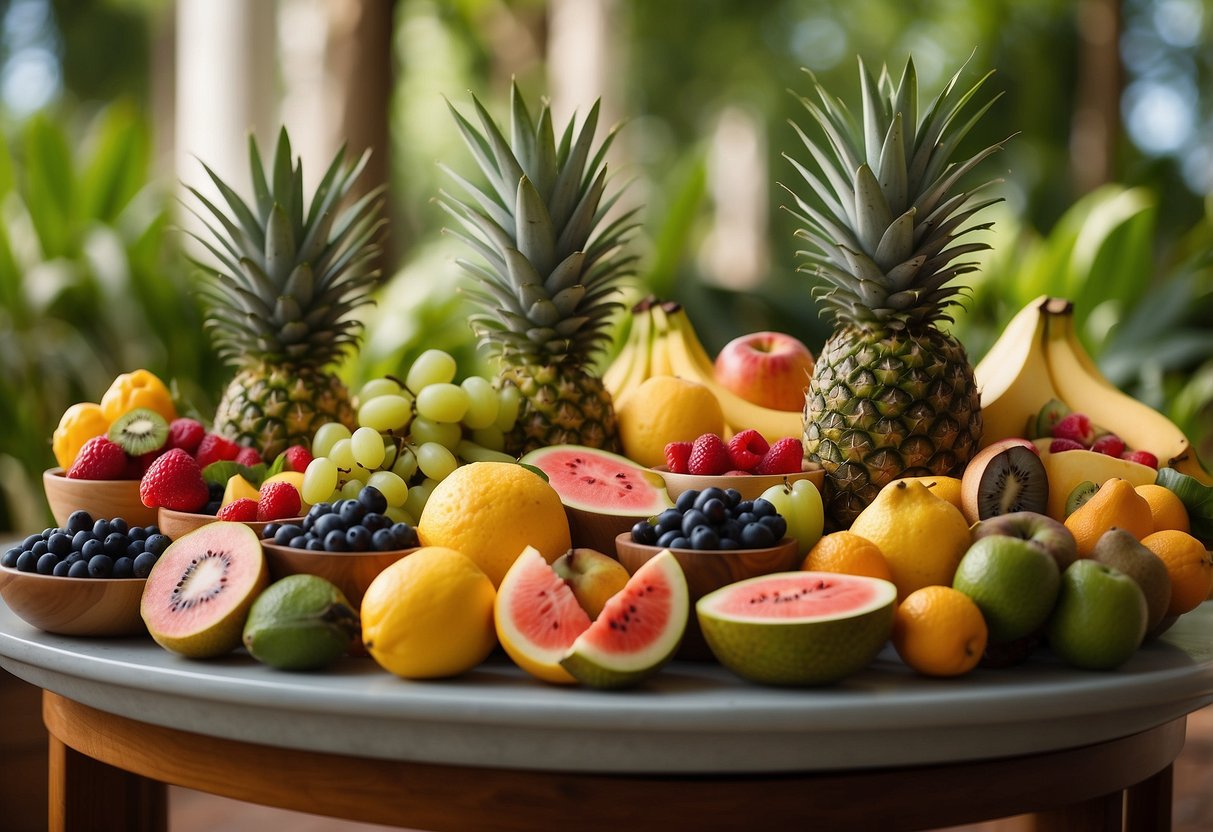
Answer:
[{"left": 713, "top": 331, "right": 815, "bottom": 411}]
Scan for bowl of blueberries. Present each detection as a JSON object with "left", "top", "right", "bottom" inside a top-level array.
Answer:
[
  {"left": 0, "top": 510, "right": 171, "bottom": 636},
  {"left": 258, "top": 485, "right": 419, "bottom": 609},
  {"left": 615, "top": 487, "right": 800, "bottom": 660}
]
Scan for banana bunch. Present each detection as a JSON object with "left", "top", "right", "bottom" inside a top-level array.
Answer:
[
  {"left": 603, "top": 299, "right": 804, "bottom": 443},
  {"left": 976, "top": 295, "right": 1211, "bottom": 484}
]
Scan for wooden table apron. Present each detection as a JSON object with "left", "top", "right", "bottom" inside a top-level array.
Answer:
[{"left": 2, "top": 591, "right": 1213, "bottom": 830}]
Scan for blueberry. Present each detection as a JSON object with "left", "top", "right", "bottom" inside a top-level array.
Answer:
[
  {"left": 68, "top": 560, "right": 90, "bottom": 578},
  {"left": 30, "top": 540, "right": 48, "bottom": 557},
  {"left": 2, "top": 547, "right": 21, "bottom": 568},
  {"left": 631, "top": 521, "right": 658, "bottom": 545},
  {"left": 65, "top": 551, "right": 85, "bottom": 565},
  {"left": 700, "top": 498, "right": 727, "bottom": 524},
  {"left": 145, "top": 534, "right": 172, "bottom": 556},
  {"left": 654, "top": 508, "right": 683, "bottom": 535},
  {"left": 36, "top": 552, "right": 59, "bottom": 574},
  {"left": 301, "top": 514, "right": 315, "bottom": 531},
  {"left": 127, "top": 526, "right": 147, "bottom": 542},
  {"left": 690, "top": 525, "right": 719, "bottom": 551},
  {"left": 41, "top": 528, "right": 54, "bottom": 539},
  {"left": 680, "top": 509, "right": 708, "bottom": 538},
  {"left": 21, "top": 534, "right": 42, "bottom": 550},
  {"left": 46, "top": 532, "right": 70, "bottom": 557},
  {"left": 668, "top": 536, "right": 690, "bottom": 549},
  {"left": 81, "top": 538, "right": 103, "bottom": 559},
  {"left": 71, "top": 530, "right": 95, "bottom": 551},
  {"left": 112, "top": 556, "right": 135, "bottom": 579},
  {"left": 308, "top": 502, "right": 333, "bottom": 519},
  {"left": 390, "top": 523, "right": 419, "bottom": 549},
  {"left": 736, "top": 511, "right": 757, "bottom": 526},
  {"left": 261, "top": 523, "right": 281, "bottom": 540},
  {"left": 289, "top": 534, "right": 310, "bottom": 549},
  {"left": 323, "top": 530, "right": 348, "bottom": 552},
  {"left": 358, "top": 485, "right": 388, "bottom": 515},
  {"left": 371, "top": 528, "right": 396, "bottom": 552},
  {"left": 740, "top": 522, "right": 776, "bottom": 549},
  {"left": 694, "top": 487, "right": 728, "bottom": 511},
  {"left": 722, "top": 518, "right": 743, "bottom": 541},
  {"left": 52, "top": 560, "right": 71, "bottom": 577},
  {"left": 109, "top": 517, "right": 128, "bottom": 535},
  {"left": 65, "top": 510, "right": 94, "bottom": 536},
  {"left": 274, "top": 524, "right": 305, "bottom": 546},
  {"left": 339, "top": 500, "right": 367, "bottom": 526},
  {"left": 93, "top": 519, "right": 113, "bottom": 539},
  {"left": 723, "top": 488, "right": 743, "bottom": 508},
  {"left": 735, "top": 500, "right": 754, "bottom": 516},
  {"left": 126, "top": 540, "right": 146, "bottom": 556},
  {"left": 345, "top": 525, "right": 372, "bottom": 551},
  {"left": 132, "top": 552, "right": 158, "bottom": 578},
  {"left": 656, "top": 530, "right": 682, "bottom": 549},
  {"left": 203, "top": 500, "right": 222, "bottom": 515},
  {"left": 675, "top": 490, "right": 699, "bottom": 513},
  {"left": 752, "top": 498, "right": 776, "bottom": 518},
  {"left": 362, "top": 512, "right": 388, "bottom": 531},
  {"left": 759, "top": 514, "right": 787, "bottom": 541},
  {"left": 87, "top": 554, "right": 113, "bottom": 578},
  {"left": 144, "top": 525, "right": 161, "bottom": 537},
  {"left": 207, "top": 482, "right": 225, "bottom": 500},
  {"left": 313, "top": 513, "right": 346, "bottom": 538},
  {"left": 718, "top": 537, "right": 740, "bottom": 550},
  {"left": 306, "top": 538, "right": 326, "bottom": 551},
  {"left": 103, "top": 532, "right": 129, "bottom": 557}
]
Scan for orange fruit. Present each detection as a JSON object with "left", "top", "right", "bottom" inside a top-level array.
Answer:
[
  {"left": 802, "top": 532, "right": 893, "bottom": 582},
  {"left": 1064, "top": 478, "right": 1153, "bottom": 558},
  {"left": 416, "top": 462, "right": 571, "bottom": 587},
  {"left": 892, "top": 586, "right": 988, "bottom": 677},
  {"left": 51, "top": 402, "right": 110, "bottom": 470},
  {"left": 1134, "top": 484, "right": 1190, "bottom": 534},
  {"left": 615, "top": 375, "right": 725, "bottom": 468},
  {"left": 898, "top": 476, "right": 963, "bottom": 512},
  {"left": 1140, "top": 530, "right": 1213, "bottom": 616}
]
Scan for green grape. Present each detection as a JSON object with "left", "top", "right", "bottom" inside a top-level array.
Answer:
[
  {"left": 326, "top": 488, "right": 343, "bottom": 504},
  {"left": 358, "top": 394, "right": 413, "bottom": 432},
  {"left": 403, "top": 477, "right": 438, "bottom": 519},
  {"left": 367, "top": 470, "right": 409, "bottom": 507},
  {"left": 312, "top": 422, "right": 352, "bottom": 457},
  {"left": 415, "top": 383, "right": 470, "bottom": 424},
  {"left": 409, "top": 416, "right": 462, "bottom": 449},
  {"left": 417, "top": 442, "right": 459, "bottom": 481},
  {"left": 329, "top": 437, "right": 356, "bottom": 471},
  {"left": 357, "top": 377, "right": 404, "bottom": 403},
  {"left": 302, "top": 457, "right": 339, "bottom": 505},
  {"left": 406, "top": 349, "right": 457, "bottom": 390},
  {"left": 391, "top": 445, "right": 418, "bottom": 481},
  {"left": 471, "top": 425, "right": 506, "bottom": 452},
  {"left": 460, "top": 376, "right": 499, "bottom": 429},
  {"left": 495, "top": 384, "right": 522, "bottom": 431},
  {"left": 348, "top": 464, "right": 372, "bottom": 484},
  {"left": 351, "top": 426, "right": 387, "bottom": 470},
  {"left": 456, "top": 439, "right": 514, "bottom": 464},
  {"left": 340, "top": 478, "right": 364, "bottom": 499},
  {"left": 384, "top": 506, "right": 417, "bottom": 526},
  {"left": 381, "top": 440, "right": 399, "bottom": 469}
]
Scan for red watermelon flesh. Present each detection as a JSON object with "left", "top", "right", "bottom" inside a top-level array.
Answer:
[
  {"left": 710, "top": 573, "right": 887, "bottom": 621},
  {"left": 521, "top": 445, "right": 672, "bottom": 514},
  {"left": 504, "top": 551, "right": 591, "bottom": 651}
]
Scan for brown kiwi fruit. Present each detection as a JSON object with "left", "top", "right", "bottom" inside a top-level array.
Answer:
[
  {"left": 960, "top": 438, "right": 1049, "bottom": 525},
  {"left": 1063, "top": 481, "right": 1098, "bottom": 518},
  {"left": 108, "top": 407, "right": 169, "bottom": 455},
  {"left": 1091, "top": 527, "right": 1172, "bottom": 636}
]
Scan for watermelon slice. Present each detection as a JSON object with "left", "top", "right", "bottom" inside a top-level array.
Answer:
[
  {"left": 559, "top": 550, "right": 689, "bottom": 689},
  {"left": 495, "top": 547, "right": 592, "bottom": 685},
  {"left": 696, "top": 571, "right": 896, "bottom": 686}
]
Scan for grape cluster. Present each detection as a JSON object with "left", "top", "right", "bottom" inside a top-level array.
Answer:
[
  {"left": 301, "top": 349, "right": 517, "bottom": 523},
  {"left": 263, "top": 485, "right": 419, "bottom": 553},
  {"left": 2, "top": 511, "right": 170, "bottom": 578},
  {"left": 631, "top": 488, "right": 789, "bottom": 551}
]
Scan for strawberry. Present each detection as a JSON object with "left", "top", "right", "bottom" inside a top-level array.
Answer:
[
  {"left": 124, "top": 449, "right": 164, "bottom": 480},
  {"left": 755, "top": 437, "right": 804, "bottom": 475},
  {"left": 67, "top": 436, "right": 128, "bottom": 480},
  {"left": 235, "top": 446, "right": 263, "bottom": 467},
  {"left": 1090, "top": 434, "right": 1125, "bottom": 458},
  {"left": 727, "top": 429, "right": 770, "bottom": 473},
  {"left": 139, "top": 448, "right": 210, "bottom": 511},
  {"left": 688, "top": 433, "right": 732, "bottom": 476},
  {"left": 257, "top": 480, "right": 302, "bottom": 521},
  {"left": 1122, "top": 449, "right": 1159, "bottom": 469},
  {"left": 195, "top": 433, "right": 240, "bottom": 469},
  {"left": 1048, "top": 438, "right": 1086, "bottom": 453},
  {"left": 1052, "top": 412, "right": 1096, "bottom": 447},
  {"left": 217, "top": 498, "right": 259, "bottom": 522},
  {"left": 282, "top": 444, "right": 314, "bottom": 473},
  {"left": 167, "top": 418, "right": 206, "bottom": 454}
]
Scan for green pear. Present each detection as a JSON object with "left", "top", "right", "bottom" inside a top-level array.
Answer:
[{"left": 1090, "top": 527, "right": 1172, "bottom": 636}]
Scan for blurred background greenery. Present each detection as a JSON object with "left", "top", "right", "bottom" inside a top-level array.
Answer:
[{"left": 0, "top": 0, "right": 1210, "bottom": 532}]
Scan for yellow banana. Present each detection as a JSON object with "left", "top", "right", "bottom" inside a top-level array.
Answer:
[
  {"left": 648, "top": 305, "right": 674, "bottom": 376},
  {"left": 658, "top": 304, "right": 804, "bottom": 444},
  {"left": 1042, "top": 297, "right": 1211, "bottom": 484},
  {"left": 604, "top": 308, "right": 652, "bottom": 405},
  {"left": 973, "top": 294, "right": 1063, "bottom": 447}
]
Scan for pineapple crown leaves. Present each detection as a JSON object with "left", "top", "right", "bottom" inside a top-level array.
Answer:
[
  {"left": 184, "top": 126, "right": 386, "bottom": 369},
  {"left": 437, "top": 82, "right": 638, "bottom": 368},
  {"left": 780, "top": 55, "right": 1011, "bottom": 329}
]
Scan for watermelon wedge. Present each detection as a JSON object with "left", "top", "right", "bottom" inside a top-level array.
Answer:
[{"left": 495, "top": 546, "right": 592, "bottom": 685}]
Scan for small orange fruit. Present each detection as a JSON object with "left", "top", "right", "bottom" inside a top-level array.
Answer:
[
  {"left": 892, "top": 586, "right": 988, "bottom": 677},
  {"left": 802, "top": 532, "right": 893, "bottom": 582},
  {"left": 1140, "top": 530, "right": 1213, "bottom": 617},
  {"left": 1064, "top": 478, "right": 1153, "bottom": 557},
  {"left": 1134, "top": 484, "right": 1190, "bottom": 534}
]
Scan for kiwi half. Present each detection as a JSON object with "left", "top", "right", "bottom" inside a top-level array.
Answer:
[
  {"left": 108, "top": 407, "right": 169, "bottom": 455},
  {"left": 960, "top": 440, "right": 1049, "bottom": 524},
  {"left": 1063, "top": 481, "right": 1098, "bottom": 518},
  {"left": 1033, "top": 398, "right": 1071, "bottom": 439}
]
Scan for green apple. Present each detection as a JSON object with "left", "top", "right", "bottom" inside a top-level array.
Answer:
[
  {"left": 1047, "top": 559, "right": 1148, "bottom": 670},
  {"left": 550, "top": 548, "right": 630, "bottom": 619},
  {"left": 952, "top": 535, "right": 1060, "bottom": 644},
  {"left": 759, "top": 478, "right": 824, "bottom": 556}
]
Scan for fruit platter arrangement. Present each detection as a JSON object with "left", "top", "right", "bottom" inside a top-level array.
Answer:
[{"left": 3, "top": 57, "right": 1212, "bottom": 691}]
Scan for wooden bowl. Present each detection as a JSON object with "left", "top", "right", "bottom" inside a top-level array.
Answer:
[
  {"left": 260, "top": 542, "right": 416, "bottom": 609},
  {"left": 615, "top": 532, "right": 801, "bottom": 660},
  {"left": 563, "top": 504, "right": 661, "bottom": 556},
  {"left": 0, "top": 566, "right": 146, "bottom": 636},
  {"left": 157, "top": 508, "right": 302, "bottom": 542},
  {"left": 654, "top": 465, "right": 825, "bottom": 502},
  {"left": 42, "top": 468, "right": 158, "bottom": 529}
]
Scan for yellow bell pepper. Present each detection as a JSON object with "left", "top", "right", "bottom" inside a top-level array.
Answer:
[
  {"left": 99, "top": 369, "right": 177, "bottom": 424},
  {"left": 52, "top": 402, "right": 111, "bottom": 469}
]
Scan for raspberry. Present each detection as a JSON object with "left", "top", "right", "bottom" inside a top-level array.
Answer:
[
  {"left": 1048, "top": 438, "right": 1086, "bottom": 453},
  {"left": 195, "top": 433, "right": 240, "bottom": 469},
  {"left": 687, "top": 433, "right": 732, "bottom": 476},
  {"left": 664, "top": 441, "right": 693, "bottom": 474},
  {"left": 1122, "top": 449, "right": 1159, "bottom": 468},
  {"left": 139, "top": 448, "right": 210, "bottom": 511},
  {"left": 258, "top": 480, "right": 302, "bottom": 521},
  {"left": 1052, "top": 413, "right": 1096, "bottom": 447},
  {"left": 235, "top": 446, "right": 263, "bottom": 467},
  {"left": 755, "top": 437, "right": 804, "bottom": 475},
  {"left": 727, "top": 429, "right": 770, "bottom": 473},
  {"left": 167, "top": 418, "right": 206, "bottom": 454},
  {"left": 217, "top": 498, "right": 259, "bottom": 522},
  {"left": 66, "top": 436, "right": 128, "bottom": 480},
  {"left": 282, "top": 444, "right": 314, "bottom": 473},
  {"left": 1090, "top": 434, "right": 1126, "bottom": 458}
]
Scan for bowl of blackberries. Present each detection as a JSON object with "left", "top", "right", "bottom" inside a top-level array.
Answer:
[
  {"left": 259, "top": 485, "right": 419, "bottom": 609},
  {"left": 615, "top": 487, "right": 801, "bottom": 660},
  {"left": 0, "top": 511, "right": 171, "bottom": 636}
]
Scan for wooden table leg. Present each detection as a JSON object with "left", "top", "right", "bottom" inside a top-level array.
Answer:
[
  {"left": 1026, "top": 790, "right": 1123, "bottom": 832},
  {"left": 1124, "top": 762, "right": 1173, "bottom": 831},
  {"left": 49, "top": 732, "right": 166, "bottom": 832}
]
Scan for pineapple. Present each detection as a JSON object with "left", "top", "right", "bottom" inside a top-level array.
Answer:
[
  {"left": 439, "top": 83, "right": 637, "bottom": 456},
  {"left": 785, "top": 57, "right": 1004, "bottom": 526},
  {"left": 187, "top": 128, "right": 383, "bottom": 459}
]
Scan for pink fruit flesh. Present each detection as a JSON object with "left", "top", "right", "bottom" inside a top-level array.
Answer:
[
  {"left": 1122, "top": 450, "right": 1159, "bottom": 468},
  {"left": 712, "top": 573, "right": 882, "bottom": 619},
  {"left": 527, "top": 448, "right": 669, "bottom": 513},
  {"left": 506, "top": 554, "right": 591, "bottom": 650},
  {"left": 577, "top": 556, "right": 675, "bottom": 654}
]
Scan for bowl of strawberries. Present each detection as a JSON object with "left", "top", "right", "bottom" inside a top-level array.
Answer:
[{"left": 654, "top": 430, "right": 824, "bottom": 502}]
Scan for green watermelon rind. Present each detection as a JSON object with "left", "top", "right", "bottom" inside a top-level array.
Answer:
[
  {"left": 696, "top": 572, "right": 897, "bottom": 687},
  {"left": 520, "top": 444, "right": 673, "bottom": 516},
  {"left": 559, "top": 550, "right": 689, "bottom": 689}
]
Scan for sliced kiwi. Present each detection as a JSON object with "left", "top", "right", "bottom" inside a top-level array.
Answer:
[
  {"left": 1033, "top": 398, "right": 1071, "bottom": 439},
  {"left": 1063, "top": 481, "right": 1098, "bottom": 518},
  {"left": 108, "top": 407, "right": 169, "bottom": 455},
  {"left": 964, "top": 442, "right": 1050, "bottom": 521}
]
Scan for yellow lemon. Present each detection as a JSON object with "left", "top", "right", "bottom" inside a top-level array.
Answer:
[
  {"left": 361, "top": 546, "right": 497, "bottom": 678},
  {"left": 51, "top": 402, "right": 110, "bottom": 469},
  {"left": 848, "top": 480, "right": 972, "bottom": 601},
  {"left": 616, "top": 375, "right": 725, "bottom": 468},
  {"left": 417, "top": 462, "right": 571, "bottom": 587},
  {"left": 897, "top": 475, "right": 963, "bottom": 512}
]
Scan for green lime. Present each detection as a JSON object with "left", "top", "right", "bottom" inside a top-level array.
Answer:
[
  {"left": 242, "top": 574, "right": 360, "bottom": 671},
  {"left": 952, "top": 535, "right": 1060, "bottom": 644}
]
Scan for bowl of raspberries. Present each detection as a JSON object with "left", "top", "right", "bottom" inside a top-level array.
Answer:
[{"left": 654, "top": 430, "right": 824, "bottom": 501}]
